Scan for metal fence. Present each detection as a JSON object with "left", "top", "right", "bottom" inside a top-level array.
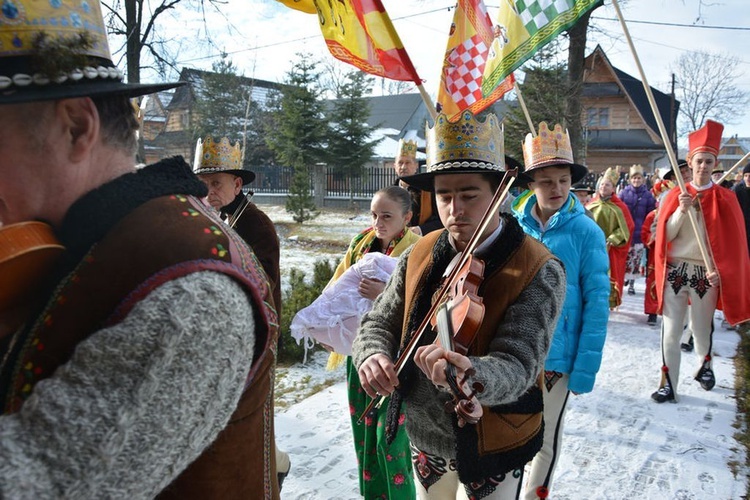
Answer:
[{"left": 251, "top": 164, "right": 397, "bottom": 198}]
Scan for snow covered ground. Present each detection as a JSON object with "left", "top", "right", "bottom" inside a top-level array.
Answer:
[{"left": 264, "top": 204, "right": 747, "bottom": 500}]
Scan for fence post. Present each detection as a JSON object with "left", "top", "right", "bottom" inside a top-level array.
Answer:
[{"left": 313, "top": 163, "right": 326, "bottom": 207}]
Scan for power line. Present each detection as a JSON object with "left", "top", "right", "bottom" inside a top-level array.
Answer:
[{"left": 592, "top": 16, "right": 750, "bottom": 31}]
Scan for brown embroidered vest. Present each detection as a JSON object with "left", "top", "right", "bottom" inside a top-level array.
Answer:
[
  {"left": 402, "top": 221, "right": 553, "bottom": 482},
  {"left": 0, "top": 195, "right": 280, "bottom": 499}
]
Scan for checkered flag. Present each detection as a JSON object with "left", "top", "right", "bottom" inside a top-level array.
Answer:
[
  {"left": 515, "top": 0, "right": 576, "bottom": 36},
  {"left": 483, "top": 0, "right": 602, "bottom": 96},
  {"left": 445, "top": 35, "right": 490, "bottom": 109}
]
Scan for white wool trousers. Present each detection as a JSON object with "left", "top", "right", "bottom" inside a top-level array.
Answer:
[
  {"left": 522, "top": 373, "right": 570, "bottom": 500},
  {"left": 412, "top": 468, "right": 523, "bottom": 500},
  {"left": 659, "top": 261, "right": 718, "bottom": 394}
]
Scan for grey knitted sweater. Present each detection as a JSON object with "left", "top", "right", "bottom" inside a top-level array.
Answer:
[
  {"left": 0, "top": 272, "right": 256, "bottom": 499},
  {"left": 352, "top": 245, "right": 565, "bottom": 459}
]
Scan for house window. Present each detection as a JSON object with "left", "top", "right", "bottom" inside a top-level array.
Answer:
[{"left": 586, "top": 107, "right": 609, "bottom": 127}]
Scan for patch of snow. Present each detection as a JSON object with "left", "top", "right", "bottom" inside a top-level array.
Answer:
[{"left": 274, "top": 274, "right": 748, "bottom": 499}]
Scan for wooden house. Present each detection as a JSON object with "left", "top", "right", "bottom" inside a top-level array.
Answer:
[{"left": 580, "top": 45, "right": 679, "bottom": 175}]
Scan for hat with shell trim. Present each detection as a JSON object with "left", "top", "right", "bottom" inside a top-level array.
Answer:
[
  {"left": 0, "top": 0, "right": 182, "bottom": 104},
  {"left": 519, "top": 122, "right": 587, "bottom": 184},
  {"left": 193, "top": 136, "right": 255, "bottom": 185},
  {"left": 399, "top": 110, "right": 506, "bottom": 192}
]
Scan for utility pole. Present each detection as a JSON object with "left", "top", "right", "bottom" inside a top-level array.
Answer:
[{"left": 670, "top": 73, "right": 676, "bottom": 149}]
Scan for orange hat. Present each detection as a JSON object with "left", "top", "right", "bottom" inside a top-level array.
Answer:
[
  {"left": 651, "top": 180, "right": 673, "bottom": 198},
  {"left": 688, "top": 120, "right": 723, "bottom": 159}
]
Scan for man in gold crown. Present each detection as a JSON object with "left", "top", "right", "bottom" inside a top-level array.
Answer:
[
  {"left": 394, "top": 138, "right": 443, "bottom": 235},
  {"left": 511, "top": 122, "right": 610, "bottom": 500},
  {"left": 193, "top": 136, "right": 290, "bottom": 487},
  {"left": 352, "top": 110, "right": 565, "bottom": 499},
  {"left": 0, "top": 1, "right": 280, "bottom": 497},
  {"left": 652, "top": 120, "right": 750, "bottom": 403},
  {"left": 194, "top": 136, "right": 282, "bottom": 317}
]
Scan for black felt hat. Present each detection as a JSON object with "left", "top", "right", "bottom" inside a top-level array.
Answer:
[{"left": 0, "top": 0, "right": 182, "bottom": 105}]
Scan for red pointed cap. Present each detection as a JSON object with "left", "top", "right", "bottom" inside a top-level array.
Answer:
[{"left": 688, "top": 120, "right": 724, "bottom": 158}]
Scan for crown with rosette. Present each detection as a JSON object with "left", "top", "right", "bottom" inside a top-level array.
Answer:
[
  {"left": 520, "top": 122, "right": 587, "bottom": 184},
  {"left": 193, "top": 136, "right": 255, "bottom": 185},
  {"left": 0, "top": 0, "right": 182, "bottom": 104},
  {"left": 397, "top": 138, "right": 417, "bottom": 159},
  {"left": 400, "top": 110, "right": 505, "bottom": 191}
]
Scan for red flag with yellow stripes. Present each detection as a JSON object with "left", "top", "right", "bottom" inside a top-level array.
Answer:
[{"left": 276, "top": 0, "right": 421, "bottom": 83}]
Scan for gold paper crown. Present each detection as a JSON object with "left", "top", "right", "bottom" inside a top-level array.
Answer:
[
  {"left": 193, "top": 136, "right": 243, "bottom": 174},
  {"left": 426, "top": 111, "right": 504, "bottom": 172},
  {"left": 600, "top": 167, "right": 619, "bottom": 188},
  {"left": 522, "top": 122, "right": 574, "bottom": 170},
  {"left": 629, "top": 164, "right": 644, "bottom": 177},
  {"left": 397, "top": 139, "right": 417, "bottom": 159}
]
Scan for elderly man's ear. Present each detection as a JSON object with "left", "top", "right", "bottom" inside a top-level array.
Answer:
[{"left": 58, "top": 98, "right": 99, "bottom": 163}]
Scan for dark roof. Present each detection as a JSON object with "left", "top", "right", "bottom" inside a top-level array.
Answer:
[
  {"left": 586, "top": 46, "right": 679, "bottom": 143},
  {"left": 586, "top": 129, "right": 666, "bottom": 150},
  {"left": 364, "top": 93, "right": 427, "bottom": 133},
  {"left": 612, "top": 66, "right": 678, "bottom": 140},
  {"left": 145, "top": 130, "right": 193, "bottom": 149},
  {"left": 169, "top": 67, "right": 284, "bottom": 110}
]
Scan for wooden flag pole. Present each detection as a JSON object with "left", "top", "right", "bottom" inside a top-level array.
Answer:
[
  {"left": 514, "top": 82, "right": 537, "bottom": 137},
  {"left": 717, "top": 151, "right": 750, "bottom": 186},
  {"left": 417, "top": 82, "right": 438, "bottom": 121},
  {"left": 611, "top": 0, "right": 713, "bottom": 273}
]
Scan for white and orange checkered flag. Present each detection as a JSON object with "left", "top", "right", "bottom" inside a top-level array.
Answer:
[{"left": 437, "top": 0, "right": 515, "bottom": 122}]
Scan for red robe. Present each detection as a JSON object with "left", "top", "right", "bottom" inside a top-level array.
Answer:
[
  {"left": 655, "top": 183, "right": 750, "bottom": 325},
  {"left": 642, "top": 209, "right": 658, "bottom": 315},
  {"left": 610, "top": 194, "right": 635, "bottom": 305}
]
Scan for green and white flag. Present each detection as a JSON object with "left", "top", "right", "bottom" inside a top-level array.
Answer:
[{"left": 482, "top": 0, "right": 602, "bottom": 95}]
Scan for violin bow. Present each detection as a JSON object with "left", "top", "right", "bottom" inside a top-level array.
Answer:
[{"left": 358, "top": 168, "right": 518, "bottom": 422}]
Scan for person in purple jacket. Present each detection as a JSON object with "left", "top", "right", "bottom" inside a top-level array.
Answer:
[{"left": 619, "top": 164, "right": 656, "bottom": 295}]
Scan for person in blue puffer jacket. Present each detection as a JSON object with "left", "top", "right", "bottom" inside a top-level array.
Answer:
[{"left": 513, "top": 122, "right": 611, "bottom": 500}]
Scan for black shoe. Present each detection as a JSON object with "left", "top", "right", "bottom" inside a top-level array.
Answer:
[
  {"left": 651, "top": 384, "right": 675, "bottom": 403},
  {"left": 647, "top": 314, "right": 657, "bottom": 326},
  {"left": 696, "top": 365, "right": 715, "bottom": 391},
  {"left": 681, "top": 336, "right": 694, "bottom": 352}
]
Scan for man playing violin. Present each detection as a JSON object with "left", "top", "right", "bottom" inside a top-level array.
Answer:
[
  {"left": 352, "top": 110, "right": 566, "bottom": 499},
  {"left": 0, "top": 2, "right": 280, "bottom": 497}
]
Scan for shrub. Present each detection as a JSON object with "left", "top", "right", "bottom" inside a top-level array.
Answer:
[{"left": 277, "top": 259, "right": 335, "bottom": 364}]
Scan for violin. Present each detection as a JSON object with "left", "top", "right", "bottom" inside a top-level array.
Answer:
[
  {"left": 0, "top": 221, "right": 64, "bottom": 337},
  {"left": 358, "top": 168, "right": 518, "bottom": 424},
  {"left": 434, "top": 270, "right": 486, "bottom": 426}
]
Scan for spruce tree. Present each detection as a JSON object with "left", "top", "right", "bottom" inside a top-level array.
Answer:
[
  {"left": 327, "top": 71, "right": 381, "bottom": 204},
  {"left": 266, "top": 55, "right": 330, "bottom": 223}
]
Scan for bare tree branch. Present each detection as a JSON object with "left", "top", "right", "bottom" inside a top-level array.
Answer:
[{"left": 672, "top": 50, "right": 750, "bottom": 135}]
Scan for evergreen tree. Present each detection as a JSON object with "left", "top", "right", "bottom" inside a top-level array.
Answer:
[
  {"left": 504, "top": 43, "right": 571, "bottom": 162},
  {"left": 266, "top": 55, "right": 330, "bottom": 223},
  {"left": 192, "top": 54, "right": 272, "bottom": 171},
  {"left": 327, "top": 71, "right": 381, "bottom": 203}
]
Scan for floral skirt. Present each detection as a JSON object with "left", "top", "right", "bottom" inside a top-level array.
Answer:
[{"left": 347, "top": 358, "right": 415, "bottom": 499}]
